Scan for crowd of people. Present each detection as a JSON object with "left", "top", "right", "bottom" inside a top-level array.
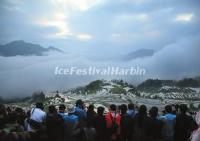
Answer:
[{"left": 0, "top": 100, "right": 200, "bottom": 141}]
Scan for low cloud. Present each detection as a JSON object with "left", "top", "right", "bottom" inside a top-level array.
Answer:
[{"left": 0, "top": 36, "right": 200, "bottom": 98}]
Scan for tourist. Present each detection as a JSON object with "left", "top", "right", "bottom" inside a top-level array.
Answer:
[
  {"left": 46, "top": 105, "right": 65, "bottom": 141},
  {"left": 105, "top": 104, "right": 121, "bottom": 141},
  {"left": 160, "top": 105, "right": 176, "bottom": 141},
  {"left": 149, "top": 106, "right": 163, "bottom": 141},
  {"left": 94, "top": 106, "right": 107, "bottom": 141},
  {"left": 132, "top": 105, "right": 152, "bottom": 141},
  {"left": 28, "top": 102, "right": 46, "bottom": 131},
  {"left": 174, "top": 104, "right": 196, "bottom": 141},
  {"left": 120, "top": 104, "right": 133, "bottom": 141}
]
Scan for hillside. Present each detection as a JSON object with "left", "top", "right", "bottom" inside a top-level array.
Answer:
[{"left": 2, "top": 77, "right": 200, "bottom": 111}]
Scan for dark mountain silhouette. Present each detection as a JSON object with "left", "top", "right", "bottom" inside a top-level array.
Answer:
[
  {"left": 138, "top": 77, "right": 200, "bottom": 88},
  {"left": 0, "top": 40, "right": 63, "bottom": 57},
  {"left": 123, "top": 48, "right": 155, "bottom": 60}
]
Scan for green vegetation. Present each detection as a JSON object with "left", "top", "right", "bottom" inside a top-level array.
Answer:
[
  {"left": 138, "top": 79, "right": 162, "bottom": 88},
  {"left": 31, "top": 91, "right": 45, "bottom": 102},
  {"left": 71, "top": 80, "right": 104, "bottom": 94},
  {"left": 85, "top": 80, "right": 103, "bottom": 93},
  {"left": 111, "top": 80, "right": 129, "bottom": 87},
  {"left": 137, "top": 77, "right": 200, "bottom": 92},
  {"left": 110, "top": 85, "right": 126, "bottom": 94},
  {"left": 176, "top": 78, "right": 200, "bottom": 88}
]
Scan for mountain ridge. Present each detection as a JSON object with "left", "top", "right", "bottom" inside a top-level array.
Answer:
[
  {"left": 0, "top": 40, "right": 63, "bottom": 57},
  {"left": 123, "top": 48, "right": 155, "bottom": 60}
]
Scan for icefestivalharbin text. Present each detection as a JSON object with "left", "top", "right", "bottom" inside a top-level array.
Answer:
[{"left": 54, "top": 66, "right": 146, "bottom": 76}]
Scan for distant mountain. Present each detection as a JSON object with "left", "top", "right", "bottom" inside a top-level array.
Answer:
[
  {"left": 137, "top": 77, "right": 200, "bottom": 92},
  {"left": 0, "top": 40, "right": 63, "bottom": 57},
  {"left": 123, "top": 48, "right": 155, "bottom": 60}
]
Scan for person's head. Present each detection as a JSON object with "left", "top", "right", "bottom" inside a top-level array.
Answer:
[
  {"left": 97, "top": 106, "right": 105, "bottom": 116},
  {"left": 76, "top": 99, "right": 84, "bottom": 109},
  {"left": 128, "top": 103, "right": 135, "bottom": 110},
  {"left": 48, "top": 105, "right": 57, "bottom": 114},
  {"left": 149, "top": 107, "right": 158, "bottom": 118},
  {"left": 110, "top": 104, "right": 117, "bottom": 112},
  {"left": 15, "top": 107, "right": 23, "bottom": 114},
  {"left": 120, "top": 104, "right": 127, "bottom": 115},
  {"left": 59, "top": 104, "right": 66, "bottom": 113},
  {"left": 179, "top": 104, "right": 188, "bottom": 114},
  {"left": 175, "top": 104, "right": 179, "bottom": 110},
  {"left": 165, "top": 105, "right": 172, "bottom": 113},
  {"left": 139, "top": 105, "right": 147, "bottom": 115},
  {"left": 36, "top": 102, "right": 44, "bottom": 110},
  {"left": 0, "top": 104, "right": 6, "bottom": 115},
  {"left": 88, "top": 104, "right": 94, "bottom": 112}
]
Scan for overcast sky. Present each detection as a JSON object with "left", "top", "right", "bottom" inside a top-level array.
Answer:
[{"left": 0, "top": 0, "right": 200, "bottom": 98}]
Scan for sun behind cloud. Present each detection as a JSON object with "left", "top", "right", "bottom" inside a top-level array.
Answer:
[{"left": 175, "top": 13, "right": 193, "bottom": 22}]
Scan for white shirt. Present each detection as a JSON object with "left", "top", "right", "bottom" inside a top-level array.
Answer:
[
  {"left": 30, "top": 108, "right": 46, "bottom": 123},
  {"left": 28, "top": 108, "right": 46, "bottom": 132}
]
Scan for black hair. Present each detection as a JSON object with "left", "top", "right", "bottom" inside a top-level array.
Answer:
[
  {"left": 165, "top": 105, "right": 172, "bottom": 113},
  {"left": 149, "top": 106, "right": 158, "bottom": 118},
  {"left": 88, "top": 104, "right": 94, "bottom": 111},
  {"left": 175, "top": 104, "right": 179, "bottom": 110},
  {"left": 128, "top": 103, "right": 134, "bottom": 110},
  {"left": 48, "top": 105, "right": 57, "bottom": 114},
  {"left": 120, "top": 104, "right": 128, "bottom": 115},
  {"left": 97, "top": 106, "right": 105, "bottom": 115},
  {"left": 110, "top": 104, "right": 117, "bottom": 111},
  {"left": 76, "top": 99, "right": 84, "bottom": 109},
  {"left": 139, "top": 105, "right": 147, "bottom": 115},
  {"left": 36, "top": 102, "right": 44, "bottom": 110},
  {"left": 59, "top": 104, "right": 66, "bottom": 111},
  {"left": 179, "top": 104, "right": 188, "bottom": 113}
]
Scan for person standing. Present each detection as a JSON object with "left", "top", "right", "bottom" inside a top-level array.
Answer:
[
  {"left": 160, "top": 105, "right": 176, "bottom": 141},
  {"left": 46, "top": 105, "right": 65, "bottom": 141},
  {"left": 94, "top": 106, "right": 107, "bottom": 141},
  {"left": 28, "top": 102, "right": 46, "bottom": 132},
  {"left": 149, "top": 107, "right": 163, "bottom": 141},
  {"left": 132, "top": 105, "right": 152, "bottom": 141},
  {"left": 174, "top": 104, "right": 196, "bottom": 141},
  {"left": 105, "top": 104, "right": 121, "bottom": 141}
]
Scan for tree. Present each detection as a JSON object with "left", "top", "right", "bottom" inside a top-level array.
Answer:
[
  {"left": 32, "top": 91, "right": 45, "bottom": 102},
  {"left": 177, "top": 78, "right": 200, "bottom": 88},
  {"left": 85, "top": 80, "right": 103, "bottom": 93}
]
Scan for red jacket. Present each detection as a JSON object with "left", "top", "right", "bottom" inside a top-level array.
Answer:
[{"left": 105, "top": 111, "right": 121, "bottom": 140}]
